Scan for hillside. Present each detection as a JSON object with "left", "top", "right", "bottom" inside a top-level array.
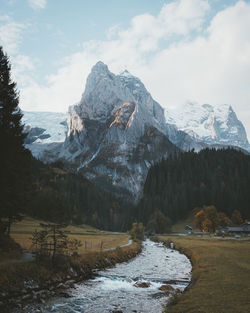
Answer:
[
  {"left": 133, "top": 148, "right": 250, "bottom": 226},
  {"left": 26, "top": 158, "right": 131, "bottom": 231}
]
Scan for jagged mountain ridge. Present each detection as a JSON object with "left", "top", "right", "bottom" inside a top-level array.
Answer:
[
  {"left": 22, "top": 61, "right": 250, "bottom": 198},
  {"left": 166, "top": 102, "right": 250, "bottom": 151}
]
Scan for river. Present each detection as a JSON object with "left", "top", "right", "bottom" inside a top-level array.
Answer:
[{"left": 26, "top": 240, "right": 191, "bottom": 313}]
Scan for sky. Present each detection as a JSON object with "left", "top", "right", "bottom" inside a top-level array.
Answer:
[{"left": 0, "top": 0, "right": 250, "bottom": 139}]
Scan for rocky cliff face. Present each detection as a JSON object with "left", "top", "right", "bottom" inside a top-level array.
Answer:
[
  {"left": 61, "top": 62, "right": 179, "bottom": 198},
  {"left": 166, "top": 102, "right": 250, "bottom": 151}
]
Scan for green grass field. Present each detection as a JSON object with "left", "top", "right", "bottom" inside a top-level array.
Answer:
[
  {"left": 159, "top": 235, "right": 250, "bottom": 313},
  {"left": 9, "top": 216, "right": 130, "bottom": 254}
]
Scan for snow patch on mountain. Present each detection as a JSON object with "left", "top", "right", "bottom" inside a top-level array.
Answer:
[
  {"left": 22, "top": 111, "right": 67, "bottom": 144},
  {"left": 166, "top": 102, "right": 250, "bottom": 151},
  {"left": 22, "top": 111, "right": 67, "bottom": 158}
]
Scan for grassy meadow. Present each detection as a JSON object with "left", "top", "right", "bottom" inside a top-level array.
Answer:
[
  {"left": 9, "top": 216, "right": 130, "bottom": 254},
  {"left": 159, "top": 235, "right": 250, "bottom": 313}
]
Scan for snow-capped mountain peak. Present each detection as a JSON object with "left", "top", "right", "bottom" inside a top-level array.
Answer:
[{"left": 166, "top": 102, "right": 249, "bottom": 151}]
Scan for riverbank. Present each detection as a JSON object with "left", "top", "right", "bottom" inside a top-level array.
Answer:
[
  {"left": 0, "top": 241, "right": 141, "bottom": 312},
  {"left": 159, "top": 235, "right": 250, "bottom": 313}
]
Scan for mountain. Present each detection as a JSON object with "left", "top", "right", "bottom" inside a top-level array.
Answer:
[
  {"left": 22, "top": 62, "right": 250, "bottom": 198},
  {"left": 61, "top": 61, "right": 179, "bottom": 198},
  {"left": 166, "top": 102, "right": 250, "bottom": 151}
]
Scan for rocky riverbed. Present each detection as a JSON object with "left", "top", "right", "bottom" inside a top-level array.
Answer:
[{"left": 20, "top": 240, "right": 191, "bottom": 313}]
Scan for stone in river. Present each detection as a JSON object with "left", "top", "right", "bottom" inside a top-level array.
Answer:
[{"left": 134, "top": 282, "right": 151, "bottom": 288}]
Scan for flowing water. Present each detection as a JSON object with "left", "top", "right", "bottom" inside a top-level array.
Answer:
[{"left": 27, "top": 240, "right": 191, "bottom": 313}]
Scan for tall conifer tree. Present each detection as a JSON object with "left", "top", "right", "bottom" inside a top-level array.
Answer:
[{"left": 0, "top": 46, "right": 31, "bottom": 235}]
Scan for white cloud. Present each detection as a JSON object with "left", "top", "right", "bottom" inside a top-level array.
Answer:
[
  {"left": 0, "top": 16, "right": 26, "bottom": 54},
  {"left": 106, "top": 25, "right": 121, "bottom": 40},
  {"left": 28, "top": 0, "right": 47, "bottom": 10},
  {"left": 18, "top": 0, "right": 250, "bottom": 139},
  {"left": 10, "top": 54, "right": 36, "bottom": 87},
  {"left": 142, "top": 0, "right": 250, "bottom": 137}
]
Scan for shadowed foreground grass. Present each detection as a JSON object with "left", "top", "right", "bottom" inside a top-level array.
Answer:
[{"left": 159, "top": 235, "right": 250, "bottom": 313}]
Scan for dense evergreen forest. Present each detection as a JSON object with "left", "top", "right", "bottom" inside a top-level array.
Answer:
[
  {"left": 133, "top": 148, "right": 250, "bottom": 227},
  {"left": 26, "top": 158, "right": 131, "bottom": 231}
]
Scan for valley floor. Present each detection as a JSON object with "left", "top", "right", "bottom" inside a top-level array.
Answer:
[
  {"left": 9, "top": 216, "right": 129, "bottom": 254},
  {"left": 159, "top": 235, "right": 250, "bottom": 313}
]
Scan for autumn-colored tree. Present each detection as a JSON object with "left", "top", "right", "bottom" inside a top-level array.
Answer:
[
  {"left": 204, "top": 205, "right": 219, "bottom": 232},
  {"left": 231, "top": 210, "right": 243, "bottom": 225},
  {"left": 194, "top": 206, "right": 221, "bottom": 232},
  {"left": 201, "top": 218, "right": 213, "bottom": 232},
  {"left": 194, "top": 209, "right": 206, "bottom": 231}
]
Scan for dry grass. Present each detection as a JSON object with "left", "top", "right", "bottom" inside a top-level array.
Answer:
[
  {"left": 10, "top": 216, "right": 99, "bottom": 234},
  {"left": 10, "top": 216, "right": 130, "bottom": 253},
  {"left": 159, "top": 235, "right": 250, "bottom": 313}
]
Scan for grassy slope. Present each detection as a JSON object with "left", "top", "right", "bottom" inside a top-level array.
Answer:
[
  {"left": 10, "top": 216, "right": 129, "bottom": 253},
  {"left": 159, "top": 235, "right": 250, "bottom": 313}
]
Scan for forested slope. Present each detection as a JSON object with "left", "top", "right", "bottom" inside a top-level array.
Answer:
[
  {"left": 26, "top": 158, "right": 131, "bottom": 231},
  {"left": 134, "top": 148, "right": 250, "bottom": 226}
]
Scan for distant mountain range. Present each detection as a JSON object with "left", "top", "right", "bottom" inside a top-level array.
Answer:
[
  {"left": 22, "top": 61, "right": 250, "bottom": 198},
  {"left": 166, "top": 102, "right": 249, "bottom": 151}
]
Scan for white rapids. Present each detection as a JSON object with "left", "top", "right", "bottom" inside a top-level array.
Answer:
[{"left": 27, "top": 240, "right": 191, "bottom": 313}]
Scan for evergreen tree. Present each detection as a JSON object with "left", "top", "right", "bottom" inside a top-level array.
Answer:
[
  {"left": 0, "top": 46, "right": 31, "bottom": 236},
  {"left": 31, "top": 223, "right": 82, "bottom": 264}
]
